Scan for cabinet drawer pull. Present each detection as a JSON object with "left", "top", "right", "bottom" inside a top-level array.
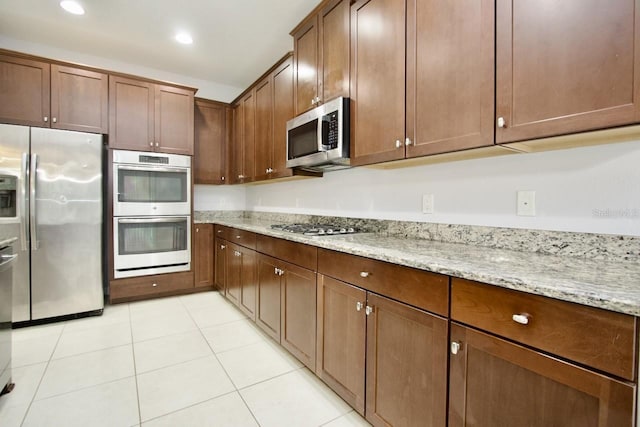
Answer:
[
  {"left": 512, "top": 313, "right": 530, "bottom": 325},
  {"left": 497, "top": 117, "right": 506, "bottom": 128},
  {"left": 236, "top": 235, "right": 241, "bottom": 239},
  {"left": 450, "top": 341, "right": 462, "bottom": 355},
  {"left": 356, "top": 301, "right": 363, "bottom": 311},
  {"left": 395, "top": 140, "right": 401, "bottom": 148},
  {"left": 360, "top": 271, "right": 370, "bottom": 278},
  {"left": 152, "top": 283, "right": 157, "bottom": 287},
  {"left": 44, "top": 116, "right": 48, "bottom": 122},
  {"left": 365, "top": 305, "right": 373, "bottom": 316}
]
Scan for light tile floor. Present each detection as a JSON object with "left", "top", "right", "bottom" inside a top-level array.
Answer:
[{"left": 0, "top": 291, "right": 371, "bottom": 427}]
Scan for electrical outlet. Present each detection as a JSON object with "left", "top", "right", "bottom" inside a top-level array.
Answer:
[
  {"left": 517, "top": 191, "right": 536, "bottom": 216},
  {"left": 422, "top": 194, "right": 434, "bottom": 214}
]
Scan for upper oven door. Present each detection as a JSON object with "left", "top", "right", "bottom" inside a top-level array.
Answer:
[{"left": 113, "top": 163, "right": 191, "bottom": 216}]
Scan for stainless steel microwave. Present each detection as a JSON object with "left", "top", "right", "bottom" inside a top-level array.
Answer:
[{"left": 286, "top": 97, "right": 350, "bottom": 171}]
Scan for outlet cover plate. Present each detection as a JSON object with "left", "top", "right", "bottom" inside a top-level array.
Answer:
[{"left": 422, "top": 194, "right": 434, "bottom": 214}]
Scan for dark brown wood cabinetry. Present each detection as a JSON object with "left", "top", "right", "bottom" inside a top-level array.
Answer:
[
  {"left": 495, "top": 0, "right": 640, "bottom": 144},
  {"left": 271, "top": 57, "right": 295, "bottom": 178},
  {"left": 292, "top": 0, "right": 350, "bottom": 114},
  {"left": 194, "top": 99, "right": 229, "bottom": 184},
  {"left": 214, "top": 238, "right": 227, "bottom": 293},
  {"left": 256, "top": 254, "right": 283, "bottom": 340},
  {"left": 109, "top": 75, "right": 195, "bottom": 154},
  {"left": 193, "top": 224, "right": 214, "bottom": 288},
  {"left": 254, "top": 76, "right": 273, "bottom": 181},
  {"left": 0, "top": 54, "right": 108, "bottom": 132},
  {"left": 109, "top": 271, "right": 194, "bottom": 303},
  {"left": 230, "top": 90, "right": 255, "bottom": 183},
  {"left": 449, "top": 323, "right": 635, "bottom": 427},
  {"left": 227, "top": 242, "right": 257, "bottom": 320},
  {"left": 351, "top": 0, "right": 495, "bottom": 166}
]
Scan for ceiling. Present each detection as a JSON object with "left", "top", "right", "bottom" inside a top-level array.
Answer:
[{"left": 0, "top": 0, "right": 319, "bottom": 92}]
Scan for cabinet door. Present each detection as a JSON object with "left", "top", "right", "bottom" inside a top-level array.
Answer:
[
  {"left": 194, "top": 100, "right": 227, "bottom": 184},
  {"left": 50, "top": 65, "right": 108, "bottom": 133},
  {"left": 406, "top": 0, "right": 494, "bottom": 157},
  {"left": 449, "top": 323, "right": 635, "bottom": 427},
  {"left": 271, "top": 57, "right": 294, "bottom": 179},
  {"left": 351, "top": 0, "right": 406, "bottom": 166},
  {"left": 214, "top": 238, "right": 227, "bottom": 293},
  {"left": 316, "top": 275, "right": 366, "bottom": 415},
  {"left": 254, "top": 76, "right": 273, "bottom": 181},
  {"left": 293, "top": 16, "right": 319, "bottom": 114},
  {"left": 109, "top": 75, "right": 154, "bottom": 151},
  {"left": 193, "top": 224, "right": 213, "bottom": 288},
  {"left": 226, "top": 243, "right": 242, "bottom": 306},
  {"left": 256, "top": 254, "right": 281, "bottom": 341},
  {"left": 155, "top": 84, "right": 194, "bottom": 155},
  {"left": 241, "top": 90, "right": 256, "bottom": 182},
  {"left": 231, "top": 103, "right": 243, "bottom": 184},
  {"left": 239, "top": 246, "right": 257, "bottom": 321},
  {"left": 0, "top": 54, "right": 50, "bottom": 127},
  {"left": 496, "top": 0, "right": 640, "bottom": 143},
  {"left": 319, "top": 0, "right": 350, "bottom": 103},
  {"left": 280, "top": 261, "right": 317, "bottom": 370},
  {"left": 365, "top": 293, "right": 448, "bottom": 427}
]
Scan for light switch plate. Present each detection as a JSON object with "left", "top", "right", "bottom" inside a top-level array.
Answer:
[
  {"left": 422, "top": 194, "right": 434, "bottom": 214},
  {"left": 517, "top": 191, "right": 536, "bottom": 216}
]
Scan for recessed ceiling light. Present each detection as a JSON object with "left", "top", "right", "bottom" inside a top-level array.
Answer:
[
  {"left": 175, "top": 32, "right": 193, "bottom": 45},
  {"left": 60, "top": 0, "right": 85, "bottom": 15}
]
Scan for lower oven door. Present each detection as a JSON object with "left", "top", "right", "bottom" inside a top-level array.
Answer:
[{"left": 113, "top": 216, "right": 191, "bottom": 278}]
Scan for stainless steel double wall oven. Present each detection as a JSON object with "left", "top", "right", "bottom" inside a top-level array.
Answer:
[{"left": 112, "top": 150, "right": 191, "bottom": 278}]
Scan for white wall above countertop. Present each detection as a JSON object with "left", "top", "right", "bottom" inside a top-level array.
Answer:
[{"left": 199, "top": 139, "right": 640, "bottom": 237}]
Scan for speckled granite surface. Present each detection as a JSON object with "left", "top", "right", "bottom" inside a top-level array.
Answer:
[{"left": 196, "top": 212, "right": 640, "bottom": 316}]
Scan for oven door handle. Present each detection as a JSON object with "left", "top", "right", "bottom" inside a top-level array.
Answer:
[
  {"left": 118, "top": 217, "right": 187, "bottom": 224},
  {"left": 116, "top": 165, "right": 188, "bottom": 173}
]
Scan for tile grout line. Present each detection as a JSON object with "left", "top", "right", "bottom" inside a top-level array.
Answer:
[
  {"left": 127, "top": 302, "right": 144, "bottom": 426},
  {"left": 180, "top": 292, "right": 264, "bottom": 427}
]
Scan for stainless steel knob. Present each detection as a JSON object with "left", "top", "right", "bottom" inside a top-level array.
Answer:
[
  {"left": 238, "top": 174, "right": 244, "bottom": 179},
  {"left": 44, "top": 116, "right": 48, "bottom": 122},
  {"left": 155, "top": 142, "right": 159, "bottom": 147},
  {"left": 196, "top": 228, "right": 199, "bottom": 233},
  {"left": 451, "top": 341, "right": 462, "bottom": 355},
  {"left": 512, "top": 313, "right": 530, "bottom": 325},
  {"left": 221, "top": 176, "right": 225, "bottom": 181},
  {"left": 220, "top": 244, "right": 226, "bottom": 249},
  {"left": 365, "top": 306, "right": 373, "bottom": 316},
  {"left": 234, "top": 250, "right": 241, "bottom": 257},
  {"left": 360, "top": 271, "right": 370, "bottom": 278},
  {"left": 356, "top": 302, "right": 363, "bottom": 311},
  {"left": 149, "top": 142, "right": 154, "bottom": 147},
  {"left": 52, "top": 117, "right": 57, "bottom": 123},
  {"left": 405, "top": 137, "right": 412, "bottom": 146},
  {"left": 152, "top": 283, "right": 157, "bottom": 287},
  {"left": 497, "top": 117, "right": 506, "bottom": 128},
  {"left": 395, "top": 140, "right": 401, "bottom": 148}
]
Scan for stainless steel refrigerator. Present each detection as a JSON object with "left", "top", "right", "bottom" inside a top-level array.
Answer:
[{"left": 0, "top": 124, "right": 103, "bottom": 322}]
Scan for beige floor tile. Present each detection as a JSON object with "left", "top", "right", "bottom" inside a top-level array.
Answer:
[
  {"left": 53, "top": 320, "right": 132, "bottom": 359},
  {"left": 131, "top": 310, "right": 197, "bottom": 342},
  {"left": 134, "top": 330, "right": 212, "bottom": 373},
  {"left": 201, "top": 318, "right": 266, "bottom": 353}
]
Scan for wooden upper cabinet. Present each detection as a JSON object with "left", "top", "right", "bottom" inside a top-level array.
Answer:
[
  {"left": 194, "top": 99, "right": 228, "bottom": 184},
  {"left": 109, "top": 75, "right": 195, "bottom": 154},
  {"left": 271, "top": 57, "right": 295, "bottom": 179},
  {"left": 0, "top": 55, "right": 50, "bottom": 127},
  {"left": 406, "top": 0, "right": 495, "bottom": 157},
  {"left": 254, "top": 76, "right": 274, "bottom": 181},
  {"left": 241, "top": 90, "right": 256, "bottom": 182},
  {"left": 449, "top": 323, "right": 635, "bottom": 427},
  {"left": 109, "top": 76, "right": 155, "bottom": 151},
  {"left": 293, "top": 0, "right": 350, "bottom": 115},
  {"left": 193, "top": 223, "right": 213, "bottom": 288},
  {"left": 155, "top": 84, "right": 194, "bottom": 155},
  {"left": 293, "top": 16, "right": 319, "bottom": 114},
  {"left": 496, "top": 0, "right": 640, "bottom": 143},
  {"left": 350, "top": 0, "right": 406, "bottom": 166},
  {"left": 230, "top": 102, "right": 243, "bottom": 184},
  {"left": 51, "top": 64, "right": 108, "bottom": 134}
]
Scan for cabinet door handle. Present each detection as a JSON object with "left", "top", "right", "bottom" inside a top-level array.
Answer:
[
  {"left": 220, "top": 244, "right": 226, "bottom": 249},
  {"left": 497, "top": 117, "right": 506, "bottom": 128},
  {"left": 234, "top": 250, "right": 241, "bottom": 257},
  {"left": 356, "top": 301, "right": 363, "bottom": 311},
  {"left": 395, "top": 140, "right": 401, "bottom": 148},
  {"left": 149, "top": 142, "right": 154, "bottom": 147},
  {"left": 360, "top": 271, "right": 370, "bottom": 278},
  {"left": 155, "top": 142, "right": 159, "bottom": 147},
  {"left": 365, "top": 305, "right": 373, "bottom": 316},
  {"left": 221, "top": 176, "right": 225, "bottom": 181},
  {"left": 52, "top": 117, "right": 57, "bottom": 123},
  {"left": 152, "top": 283, "right": 158, "bottom": 287},
  {"left": 196, "top": 227, "right": 199, "bottom": 233},
  {"left": 44, "top": 116, "right": 48, "bottom": 122},
  {"left": 450, "top": 341, "right": 462, "bottom": 355},
  {"left": 405, "top": 137, "right": 412, "bottom": 146},
  {"left": 512, "top": 313, "right": 530, "bottom": 325}
]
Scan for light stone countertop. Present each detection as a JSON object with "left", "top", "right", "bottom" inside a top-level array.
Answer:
[{"left": 199, "top": 217, "right": 640, "bottom": 317}]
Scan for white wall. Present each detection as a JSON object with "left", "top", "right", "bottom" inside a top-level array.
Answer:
[
  {"left": 0, "top": 35, "right": 242, "bottom": 102},
  {"left": 194, "top": 185, "right": 246, "bottom": 211},
  {"left": 229, "top": 140, "right": 640, "bottom": 236}
]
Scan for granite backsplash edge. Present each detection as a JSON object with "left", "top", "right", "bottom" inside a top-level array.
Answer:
[{"left": 194, "top": 210, "right": 640, "bottom": 263}]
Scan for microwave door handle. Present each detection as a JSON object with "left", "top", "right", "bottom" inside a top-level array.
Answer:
[
  {"left": 317, "top": 117, "right": 324, "bottom": 152},
  {"left": 118, "top": 217, "right": 186, "bottom": 224},
  {"left": 117, "top": 165, "right": 187, "bottom": 173}
]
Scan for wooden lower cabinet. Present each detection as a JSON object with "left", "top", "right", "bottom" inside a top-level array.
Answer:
[
  {"left": 449, "top": 323, "right": 635, "bottom": 427},
  {"left": 317, "top": 275, "right": 367, "bottom": 414},
  {"left": 193, "top": 224, "right": 213, "bottom": 288},
  {"left": 214, "top": 238, "right": 227, "bottom": 293},
  {"left": 256, "top": 254, "right": 283, "bottom": 341},
  {"left": 316, "top": 274, "right": 448, "bottom": 426},
  {"left": 280, "top": 260, "right": 317, "bottom": 371},
  {"left": 226, "top": 242, "right": 256, "bottom": 320},
  {"left": 109, "top": 271, "right": 194, "bottom": 303}
]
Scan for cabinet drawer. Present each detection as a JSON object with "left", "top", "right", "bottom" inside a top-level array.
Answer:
[
  {"left": 256, "top": 234, "right": 317, "bottom": 270},
  {"left": 215, "top": 225, "right": 256, "bottom": 249},
  {"left": 110, "top": 271, "right": 194, "bottom": 301},
  {"left": 451, "top": 278, "right": 637, "bottom": 381},
  {"left": 318, "top": 248, "right": 449, "bottom": 317}
]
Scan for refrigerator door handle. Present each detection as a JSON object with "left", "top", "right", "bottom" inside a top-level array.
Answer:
[
  {"left": 30, "top": 153, "right": 38, "bottom": 251},
  {"left": 21, "top": 153, "right": 29, "bottom": 251}
]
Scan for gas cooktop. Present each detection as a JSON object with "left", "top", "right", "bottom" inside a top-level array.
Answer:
[{"left": 270, "top": 223, "right": 360, "bottom": 236}]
